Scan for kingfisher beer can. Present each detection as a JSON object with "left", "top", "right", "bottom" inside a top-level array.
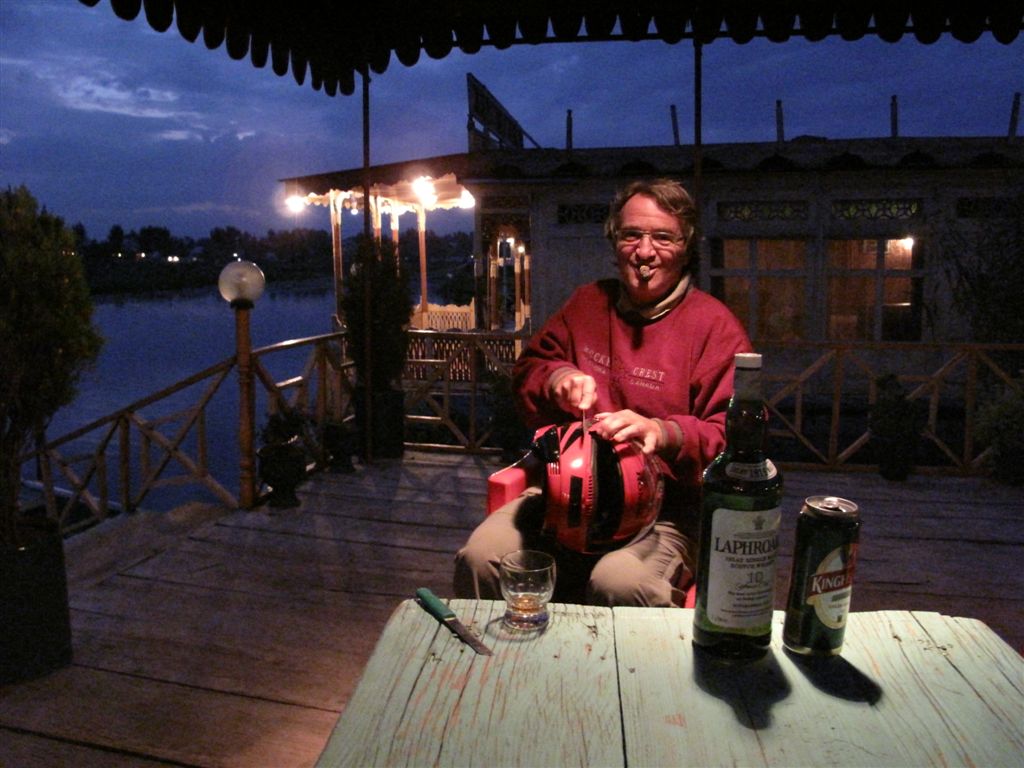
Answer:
[{"left": 783, "top": 496, "right": 860, "bottom": 655}]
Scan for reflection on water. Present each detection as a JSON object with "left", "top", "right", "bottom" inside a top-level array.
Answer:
[{"left": 45, "top": 281, "right": 337, "bottom": 511}]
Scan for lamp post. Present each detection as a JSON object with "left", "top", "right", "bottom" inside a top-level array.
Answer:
[{"left": 219, "top": 260, "right": 266, "bottom": 509}]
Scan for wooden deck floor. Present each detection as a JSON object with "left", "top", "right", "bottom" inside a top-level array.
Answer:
[{"left": 2, "top": 453, "right": 1022, "bottom": 768}]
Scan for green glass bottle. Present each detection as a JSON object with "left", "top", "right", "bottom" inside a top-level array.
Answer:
[{"left": 692, "top": 352, "right": 783, "bottom": 658}]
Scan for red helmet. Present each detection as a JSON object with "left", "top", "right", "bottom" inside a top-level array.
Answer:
[{"left": 532, "top": 423, "right": 666, "bottom": 555}]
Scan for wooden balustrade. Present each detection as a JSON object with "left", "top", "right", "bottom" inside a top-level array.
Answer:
[
  {"left": 20, "top": 333, "right": 356, "bottom": 534},
  {"left": 19, "top": 332, "right": 1023, "bottom": 536}
]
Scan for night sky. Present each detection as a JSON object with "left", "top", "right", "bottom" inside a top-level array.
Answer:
[{"left": 2, "top": 1, "right": 1021, "bottom": 240}]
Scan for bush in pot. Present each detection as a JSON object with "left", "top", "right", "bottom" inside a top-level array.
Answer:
[
  {"left": 975, "top": 384, "right": 1024, "bottom": 485},
  {"left": 321, "top": 418, "right": 355, "bottom": 473},
  {"left": 341, "top": 237, "right": 413, "bottom": 459},
  {"left": 868, "top": 373, "right": 926, "bottom": 481},
  {"left": 257, "top": 408, "right": 312, "bottom": 507},
  {"left": 1, "top": 186, "right": 104, "bottom": 683}
]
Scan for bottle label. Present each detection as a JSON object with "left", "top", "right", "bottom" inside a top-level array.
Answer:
[
  {"left": 724, "top": 459, "right": 778, "bottom": 482},
  {"left": 707, "top": 505, "right": 781, "bottom": 630},
  {"left": 805, "top": 544, "right": 857, "bottom": 629}
]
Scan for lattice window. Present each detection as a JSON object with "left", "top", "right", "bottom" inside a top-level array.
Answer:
[
  {"left": 708, "top": 239, "right": 809, "bottom": 342},
  {"left": 826, "top": 238, "right": 923, "bottom": 342},
  {"left": 481, "top": 195, "right": 529, "bottom": 211},
  {"left": 831, "top": 199, "right": 921, "bottom": 220},
  {"left": 557, "top": 203, "right": 608, "bottom": 225},
  {"left": 956, "top": 197, "right": 1016, "bottom": 219},
  {"left": 717, "top": 200, "right": 809, "bottom": 222}
]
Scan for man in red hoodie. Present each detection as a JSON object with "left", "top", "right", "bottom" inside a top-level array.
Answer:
[{"left": 455, "top": 178, "right": 752, "bottom": 606}]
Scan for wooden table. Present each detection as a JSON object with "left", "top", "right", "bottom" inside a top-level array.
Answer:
[{"left": 316, "top": 600, "right": 1023, "bottom": 767}]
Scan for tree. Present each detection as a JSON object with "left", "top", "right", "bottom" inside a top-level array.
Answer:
[
  {"left": 71, "top": 222, "right": 88, "bottom": 250},
  {"left": 341, "top": 237, "right": 413, "bottom": 458},
  {"left": 939, "top": 194, "right": 1024, "bottom": 344},
  {"left": 137, "top": 225, "right": 173, "bottom": 256},
  {"left": 206, "top": 225, "right": 254, "bottom": 262},
  {"left": 342, "top": 237, "right": 413, "bottom": 389},
  {"left": 0, "top": 185, "right": 104, "bottom": 545},
  {"left": 107, "top": 224, "right": 125, "bottom": 252}
]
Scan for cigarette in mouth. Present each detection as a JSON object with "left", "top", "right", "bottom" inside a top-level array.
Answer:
[{"left": 638, "top": 265, "right": 652, "bottom": 279}]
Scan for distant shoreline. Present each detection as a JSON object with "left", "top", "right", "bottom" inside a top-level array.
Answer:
[{"left": 92, "top": 275, "right": 335, "bottom": 305}]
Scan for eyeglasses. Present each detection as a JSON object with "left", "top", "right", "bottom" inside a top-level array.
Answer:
[{"left": 615, "top": 228, "right": 686, "bottom": 248}]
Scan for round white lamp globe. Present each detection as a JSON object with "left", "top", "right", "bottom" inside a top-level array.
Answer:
[{"left": 218, "top": 260, "right": 266, "bottom": 308}]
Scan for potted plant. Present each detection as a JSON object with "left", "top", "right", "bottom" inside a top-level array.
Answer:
[
  {"left": 321, "top": 417, "right": 355, "bottom": 473},
  {"left": 257, "top": 408, "right": 311, "bottom": 507},
  {"left": 341, "top": 236, "right": 413, "bottom": 459},
  {"left": 1, "top": 185, "right": 104, "bottom": 683},
  {"left": 975, "top": 384, "right": 1024, "bottom": 485},
  {"left": 868, "top": 373, "right": 926, "bottom": 481},
  {"left": 482, "top": 368, "right": 531, "bottom": 462}
]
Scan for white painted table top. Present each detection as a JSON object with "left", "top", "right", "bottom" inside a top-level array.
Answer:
[{"left": 316, "top": 600, "right": 1023, "bottom": 767}]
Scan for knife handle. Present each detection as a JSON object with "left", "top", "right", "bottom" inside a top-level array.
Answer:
[{"left": 416, "top": 588, "right": 456, "bottom": 622}]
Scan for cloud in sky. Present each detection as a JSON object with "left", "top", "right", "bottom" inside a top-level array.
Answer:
[
  {"left": 1, "top": 0, "right": 1021, "bottom": 240},
  {"left": 55, "top": 68, "right": 184, "bottom": 119}
]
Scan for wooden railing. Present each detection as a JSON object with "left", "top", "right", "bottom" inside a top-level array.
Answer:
[
  {"left": 403, "top": 328, "right": 528, "bottom": 452},
  {"left": 758, "top": 341, "right": 1023, "bottom": 473},
  {"left": 20, "top": 334, "right": 1022, "bottom": 536},
  {"left": 20, "top": 332, "right": 356, "bottom": 536},
  {"left": 410, "top": 301, "right": 477, "bottom": 331}
]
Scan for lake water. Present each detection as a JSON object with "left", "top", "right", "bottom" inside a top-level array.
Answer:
[{"left": 44, "top": 280, "right": 339, "bottom": 511}]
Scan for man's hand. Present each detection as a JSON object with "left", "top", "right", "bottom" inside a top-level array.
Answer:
[
  {"left": 591, "top": 409, "right": 663, "bottom": 454},
  {"left": 550, "top": 371, "right": 597, "bottom": 414}
]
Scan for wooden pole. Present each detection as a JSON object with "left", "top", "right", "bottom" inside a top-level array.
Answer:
[
  {"left": 371, "top": 195, "right": 383, "bottom": 241},
  {"left": 236, "top": 304, "right": 256, "bottom": 508},
  {"left": 693, "top": 40, "right": 704, "bottom": 253},
  {"left": 417, "top": 205, "right": 428, "bottom": 315},
  {"left": 361, "top": 69, "right": 374, "bottom": 462},
  {"left": 330, "top": 191, "right": 343, "bottom": 325},
  {"left": 514, "top": 245, "right": 522, "bottom": 330},
  {"left": 489, "top": 251, "right": 499, "bottom": 330},
  {"left": 362, "top": 73, "right": 373, "bottom": 241}
]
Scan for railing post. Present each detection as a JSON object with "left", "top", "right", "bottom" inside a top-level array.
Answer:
[
  {"left": 236, "top": 305, "right": 257, "bottom": 509},
  {"left": 118, "top": 416, "right": 131, "bottom": 513},
  {"left": 218, "top": 260, "right": 266, "bottom": 510},
  {"left": 965, "top": 346, "right": 978, "bottom": 467},
  {"left": 316, "top": 340, "right": 329, "bottom": 465}
]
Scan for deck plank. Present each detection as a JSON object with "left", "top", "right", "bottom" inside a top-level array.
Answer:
[
  {"left": 119, "top": 537, "right": 455, "bottom": 599},
  {"left": 209, "top": 506, "right": 475, "bottom": 552},
  {"left": 0, "top": 667, "right": 337, "bottom": 768},
  {"left": 177, "top": 524, "right": 460, "bottom": 597},
  {"left": 0, "top": 731, "right": 178, "bottom": 767},
  {"left": 2, "top": 453, "right": 1021, "bottom": 767},
  {"left": 70, "top": 576, "right": 400, "bottom": 709}
]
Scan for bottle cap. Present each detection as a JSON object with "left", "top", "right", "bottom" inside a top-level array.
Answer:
[{"left": 735, "top": 352, "right": 762, "bottom": 369}]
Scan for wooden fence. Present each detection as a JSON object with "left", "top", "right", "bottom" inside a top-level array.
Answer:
[
  {"left": 757, "top": 341, "right": 1023, "bottom": 472},
  {"left": 20, "top": 332, "right": 354, "bottom": 536},
  {"left": 19, "top": 334, "right": 1022, "bottom": 536}
]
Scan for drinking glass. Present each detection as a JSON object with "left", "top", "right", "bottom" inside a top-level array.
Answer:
[{"left": 499, "top": 550, "right": 556, "bottom": 631}]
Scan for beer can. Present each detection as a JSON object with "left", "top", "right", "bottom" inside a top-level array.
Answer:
[{"left": 783, "top": 496, "right": 860, "bottom": 656}]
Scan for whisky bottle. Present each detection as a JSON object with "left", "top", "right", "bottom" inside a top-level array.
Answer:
[{"left": 692, "top": 352, "right": 783, "bottom": 658}]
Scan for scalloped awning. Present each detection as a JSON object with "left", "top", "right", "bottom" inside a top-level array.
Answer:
[{"left": 78, "top": 0, "right": 1022, "bottom": 97}]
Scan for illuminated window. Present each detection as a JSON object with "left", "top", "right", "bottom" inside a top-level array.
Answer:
[
  {"left": 826, "top": 238, "right": 923, "bottom": 341},
  {"left": 709, "top": 239, "right": 808, "bottom": 341}
]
